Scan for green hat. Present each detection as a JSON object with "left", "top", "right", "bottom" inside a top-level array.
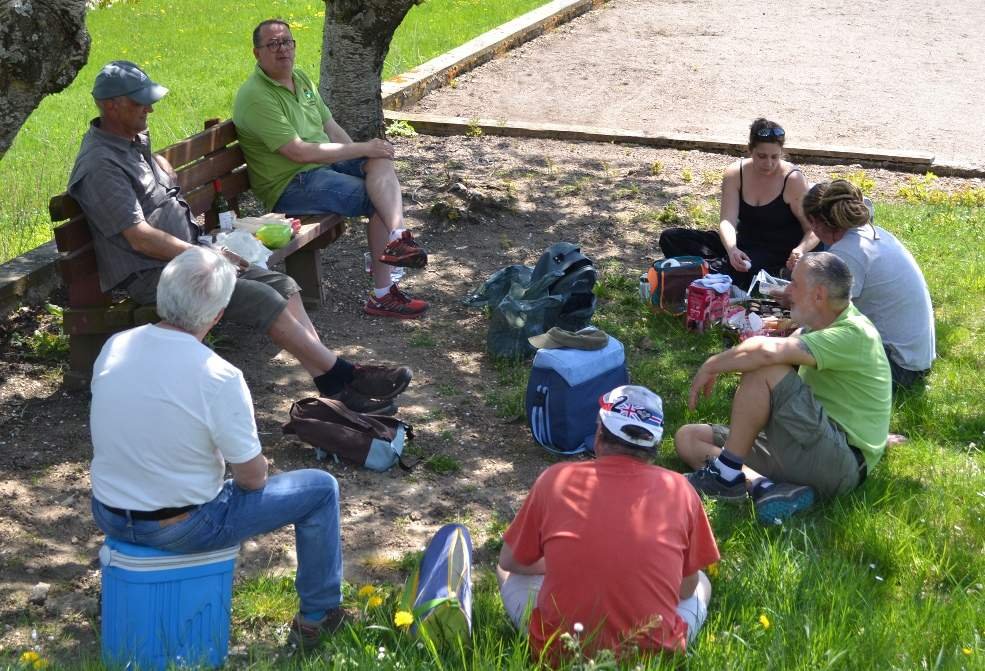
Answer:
[{"left": 528, "top": 326, "right": 608, "bottom": 351}]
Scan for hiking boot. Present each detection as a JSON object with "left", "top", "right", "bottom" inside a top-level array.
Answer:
[
  {"left": 752, "top": 482, "right": 817, "bottom": 526},
  {"left": 363, "top": 285, "right": 429, "bottom": 319},
  {"left": 685, "top": 460, "right": 748, "bottom": 502},
  {"left": 331, "top": 387, "right": 398, "bottom": 416},
  {"left": 348, "top": 364, "right": 412, "bottom": 400},
  {"left": 288, "top": 608, "right": 352, "bottom": 650},
  {"left": 379, "top": 231, "right": 428, "bottom": 269}
]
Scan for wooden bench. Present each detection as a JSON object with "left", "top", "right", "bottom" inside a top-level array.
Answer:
[{"left": 49, "top": 119, "right": 346, "bottom": 389}]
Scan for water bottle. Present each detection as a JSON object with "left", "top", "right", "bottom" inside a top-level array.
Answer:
[{"left": 364, "top": 252, "right": 406, "bottom": 283}]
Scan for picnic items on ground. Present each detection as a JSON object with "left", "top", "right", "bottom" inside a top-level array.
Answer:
[
  {"left": 722, "top": 299, "right": 797, "bottom": 342},
  {"left": 282, "top": 398, "right": 414, "bottom": 472},
  {"left": 398, "top": 524, "right": 473, "bottom": 647},
  {"left": 745, "top": 268, "right": 790, "bottom": 299},
  {"left": 641, "top": 256, "right": 709, "bottom": 315},
  {"left": 686, "top": 274, "right": 733, "bottom": 332},
  {"left": 464, "top": 242, "right": 597, "bottom": 359},
  {"left": 526, "top": 333, "right": 629, "bottom": 455}
]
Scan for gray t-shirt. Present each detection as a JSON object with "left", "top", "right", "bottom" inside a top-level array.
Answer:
[
  {"left": 829, "top": 224, "right": 935, "bottom": 371},
  {"left": 67, "top": 120, "right": 199, "bottom": 292}
]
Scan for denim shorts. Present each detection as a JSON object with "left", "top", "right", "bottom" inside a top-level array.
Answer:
[
  {"left": 711, "top": 370, "right": 863, "bottom": 499},
  {"left": 274, "top": 159, "right": 374, "bottom": 217}
]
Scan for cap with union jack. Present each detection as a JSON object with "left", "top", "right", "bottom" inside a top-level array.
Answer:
[{"left": 598, "top": 385, "right": 664, "bottom": 449}]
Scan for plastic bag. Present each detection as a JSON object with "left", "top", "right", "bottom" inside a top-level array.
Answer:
[
  {"left": 215, "top": 229, "right": 273, "bottom": 268},
  {"left": 746, "top": 269, "right": 790, "bottom": 298}
]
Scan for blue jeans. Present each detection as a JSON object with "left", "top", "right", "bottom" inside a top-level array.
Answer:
[
  {"left": 274, "top": 159, "right": 374, "bottom": 217},
  {"left": 92, "top": 469, "right": 343, "bottom": 614}
]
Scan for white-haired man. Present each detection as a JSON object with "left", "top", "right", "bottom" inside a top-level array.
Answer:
[
  {"left": 676, "top": 251, "right": 892, "bottom": 524},
  {"left": 90, "top": 248, "right": 347, "bottom": 649},
  {"left": 498, "top": 385, "right": 719, "bottom": 661},
  {"left": 69, "top": 60, "right": 409, "bottom": 412}
]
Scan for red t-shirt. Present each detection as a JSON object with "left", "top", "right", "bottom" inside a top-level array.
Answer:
[{"left": 504, "top": 455, "right": 719, "bottom": 658}]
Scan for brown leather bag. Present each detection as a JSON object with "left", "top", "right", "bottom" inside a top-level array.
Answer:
[{"left": 283, "top": 398, "right": 414, "bottom": 472}]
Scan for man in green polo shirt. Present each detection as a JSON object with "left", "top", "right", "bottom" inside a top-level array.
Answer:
[
  {"left": 674, "top": 251, "right": 891, "bottom": 525},
  {"left": 233, "top": 19, "right": 429, "bottom": 319}
]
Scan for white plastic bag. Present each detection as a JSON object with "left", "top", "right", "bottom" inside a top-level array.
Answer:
[{"left": 215, "top": 229, "right": 272, "bottom": 269}]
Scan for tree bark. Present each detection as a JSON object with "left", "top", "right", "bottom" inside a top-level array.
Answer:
[
  {"left": 0, "top": 0, "right": 90, "bottom": 162},
  {"left": 320, "top": 0, "right": 421, "bottom": 141}
]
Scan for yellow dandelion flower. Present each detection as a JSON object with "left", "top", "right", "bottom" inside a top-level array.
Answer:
[
  {"left": 759, "top": 614, "right": 770, "bottom": 629},
  {"left": 20, "top": 652, "right": 40, "bottom": 664},
  {"left": 394, "top": 610, "right": 414, "bottom": 629},
  {"left": 368, "top": 595, "right": 383, "bottom": 608},
  {"left": 33, "top": 659, "right": 49, "bottom": 670},
  {"left": 706, "top": 562, "right": 719, "bottom": 578},
  {"left": 357, "top": 585, "right": 377, "bottom": 598},
  {"left": 963, "top": 647, "right": 974, "bottom": 656}
]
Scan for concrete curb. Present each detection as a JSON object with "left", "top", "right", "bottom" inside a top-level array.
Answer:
[
  {"left": 384, "top": 111, "right": 985, "bottom": 177},
  {"left": 382, "top": 0, "right": 606, "bottom": 111},
  {"left": 0, "top": 241, "right": 60, "bottom": 316}
]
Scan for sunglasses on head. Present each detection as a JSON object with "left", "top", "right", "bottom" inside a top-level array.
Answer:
[{"left": 756, "top": 126, "right": 785, "bottom": 139}]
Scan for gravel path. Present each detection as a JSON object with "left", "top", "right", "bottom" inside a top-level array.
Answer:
[{"left": 410, "top": 0, "right": 985, "bottom": 168}]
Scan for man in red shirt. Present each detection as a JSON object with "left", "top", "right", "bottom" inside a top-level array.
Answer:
[{"left": 498, "top": 385, "right": 720, "bottom": 661}]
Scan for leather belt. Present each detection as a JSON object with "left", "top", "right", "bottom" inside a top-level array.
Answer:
[
  {"left": 849, "top": 446, "right": 867, "bottom": 485},
  {"left": 104, "top": 503, "right": 197, "bottom": 521}
]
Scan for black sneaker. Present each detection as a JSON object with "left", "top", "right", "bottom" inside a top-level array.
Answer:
[
  {"left": 348, "top": 364, "right": 412, "bottom": 400},
  {"left": 685, "top": 460, "right": 748, "bottom": 502},
  {"left": 752, "top": 482, "right": 816, "bottom": 525},
  {"left": 288, "top": 608, "right": 352, "bottom": 650}
]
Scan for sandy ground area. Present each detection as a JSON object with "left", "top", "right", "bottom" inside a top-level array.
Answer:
[{"left": 410, "top": 0, "right": 985, "bottom": 168}]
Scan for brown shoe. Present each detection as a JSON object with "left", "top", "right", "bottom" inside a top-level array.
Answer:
[
  {"left": 289, "top": 608, "right": 351, "bottom": 650},
  {"left": 331, "top": 388, "right": 398, "bottom": 416},
  {"left": 347, "top": 364, "right": 412, "bottom": 400}
]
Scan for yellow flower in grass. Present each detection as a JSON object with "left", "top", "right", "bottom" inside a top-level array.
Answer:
[
  {"left": 706, "top": 562, "right": 719, "bottom": 578},
  {"left": 33, "top": 660, "right": 49, "bottom": 670},
  {"left": 357, "top": 585, "right": 377, "bottom": 599},
  {"left": 394, "top": 610, "right": 414, "bottom": 629},
  {"left": 20, "top": 652, "right": 40, "bottom": 664},
  {"left": 963, "top": 647, "right": 974, "bottom": 656},
  {"left": 758, "top": 614, "right": 771, "bottom": 630},
  {"left": 367, "top": 595, "right": 383, "bottom": 609}
]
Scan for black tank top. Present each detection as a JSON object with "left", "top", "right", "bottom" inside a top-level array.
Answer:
[{"left": 736, "top": 161, "right": 803, "bottom": 268}]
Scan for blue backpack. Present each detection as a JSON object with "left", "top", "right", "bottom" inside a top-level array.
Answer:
[{"left": 525, "top": 336, "right": 629, "bottom": 455}]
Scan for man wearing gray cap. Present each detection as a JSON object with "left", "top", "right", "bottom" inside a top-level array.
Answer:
[
  {"left": 497, "top": 385, "right": 719, "bottom": 661},
  {"left": 67, "top": 61, "right": 413, "bottom": 411}
]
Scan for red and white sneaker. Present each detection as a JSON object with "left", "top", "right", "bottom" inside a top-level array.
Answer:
[
  {"left": 379, "top": 231, "right": 428, "bottom": 269},
  {"left": 363, "top": 285, "right": 429, "bottom": 319}
]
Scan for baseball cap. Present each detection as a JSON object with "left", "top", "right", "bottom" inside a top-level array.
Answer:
[
  {"left": 92, "top": 61, "right": 169, "bottom": 105},
  {"left": 528, "top": 326, "right": 608, "bottom": 351},
  {"left": 598, "top": 385, "right": 664, "bottom": 449}
]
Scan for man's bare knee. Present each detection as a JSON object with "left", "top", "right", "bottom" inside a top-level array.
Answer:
[{"left": 674, "top": 423, "right": 719, "bottom": 468}]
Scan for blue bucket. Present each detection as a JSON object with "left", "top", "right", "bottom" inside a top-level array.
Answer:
[{"left": 99, "top": 538, "right": 239, "bottom": 670}]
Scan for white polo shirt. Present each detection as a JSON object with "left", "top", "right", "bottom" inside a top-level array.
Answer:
[{"left": 90, "top": 324, "right": 262, "bottom": 510}]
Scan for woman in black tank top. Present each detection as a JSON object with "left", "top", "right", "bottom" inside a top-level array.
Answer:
[{"left": 658, "top": 118, "right": 818, "bottom": 287}]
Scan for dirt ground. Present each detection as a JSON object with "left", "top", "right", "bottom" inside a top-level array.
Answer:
[
  {"left": 1, "top": 129, "right": 980, "bottom": 661},
  {"left": 410, "top": 0, "right": 985, "bottom": 169}
]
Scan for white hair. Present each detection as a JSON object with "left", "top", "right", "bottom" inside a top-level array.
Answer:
[{"left": 156, "top": 248, "right": 236, "bottom": 333}]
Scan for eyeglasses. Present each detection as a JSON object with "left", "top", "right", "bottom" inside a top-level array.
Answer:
[
  {"left": 262, "top": 39, "right": 296, "bottom": 52},
  {"left": 755, "top": 126, "right": 785, "bottom": 139}
]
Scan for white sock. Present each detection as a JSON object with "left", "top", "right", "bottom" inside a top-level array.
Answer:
[
  {"left": 374, "top": 284, "right": 393, "bottom": 299},
  {"left": 389, "top": 228, "right": 406, "bottom": 242},
  {"left": 712, "top": 457, "right": 743, "bottom": 482}
]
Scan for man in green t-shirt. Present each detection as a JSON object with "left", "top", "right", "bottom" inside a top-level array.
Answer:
[
  {"left": 674, "top": 252, "right": 891, "bottom": 525},
  {"left": 233, "top": 19, "right": 429, "bottom": 319}
]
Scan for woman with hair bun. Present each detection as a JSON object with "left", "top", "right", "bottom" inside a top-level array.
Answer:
[
  {"left": 803, "top": 179, "right": 935, "bottom": 388},
  {"left": 659, "top": 118, "right": 818, "bottom": 286}
]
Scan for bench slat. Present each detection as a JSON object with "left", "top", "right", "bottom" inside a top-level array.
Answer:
[
  {"left": 159, "top": 121, "right": 238, "bottom": 170},
  {"left": 50, "top": 193, "right": 84, "bottom": 223},
  {"left": 54, "top": 215, "right": 93, "bottom": 253},
  {"left": 64, "top": 301, "right": 137, "bottom": 336},
  {"left": 185, "top": 169, "right": 250, "bottom": 217},
  {"left": 57, "top": 244, "right": 100, "bottom": 283},
  {"left": 268, "top": 215, "right": 346, "bottom": 266},
  {"left": 176, "top": 146, "right": 247, "bottom": 194}
]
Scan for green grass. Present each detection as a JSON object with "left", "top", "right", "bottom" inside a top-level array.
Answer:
[
  {"left": 3, "top": 202, "right": 983, "bottom": 671},
  {"left": 0, "top": 0, "right": 551, "bottom": 263}
]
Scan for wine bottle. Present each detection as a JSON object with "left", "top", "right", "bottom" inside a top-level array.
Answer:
[{"left": 213, "top": 179, "right": 235, "bottom": 231}]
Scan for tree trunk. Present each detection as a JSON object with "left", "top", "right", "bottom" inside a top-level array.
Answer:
[
  {"left": 0, "top": 0, "right": 90, "bottom": 162},
  {"left": 320, "top": 0, "right": 421, "bottom": 141}
]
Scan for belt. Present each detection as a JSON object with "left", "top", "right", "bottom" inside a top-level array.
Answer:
[
  {"left": 104, "top": 503, "right": 197, "bottom": 521},
  {"left": 849, "top": 446, "right": 867, "bottom": 485}
]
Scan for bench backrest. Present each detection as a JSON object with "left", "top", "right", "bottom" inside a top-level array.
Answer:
[{"left": 49, "top": 119, "right": 246, "bottom": 308}]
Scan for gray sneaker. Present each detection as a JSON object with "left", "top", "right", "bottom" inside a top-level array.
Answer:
[
  {"left": 752, "top": 482, "right": 816, "bottom": 525},
  {"left": 685, "top": 461, "right": 748, "bottom": 502}
]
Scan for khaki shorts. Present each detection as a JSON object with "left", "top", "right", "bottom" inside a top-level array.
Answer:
[
  {"left": 711, "top": 370, "right": 863, "bottom": 499},
  {"left": 126, "top": 265, "right": 300, "bottom": 333}
]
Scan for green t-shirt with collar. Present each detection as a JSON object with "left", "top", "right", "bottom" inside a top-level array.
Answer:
[
  {"left": 233, "top": 65, "right": 331, "bottom": 209},
  {"left": 799, "top": 303, "right": 892, "bottom": 470}
]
